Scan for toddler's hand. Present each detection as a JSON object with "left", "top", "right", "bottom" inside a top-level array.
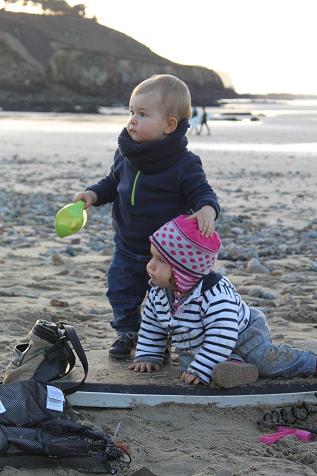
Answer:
[
  {"left": 181, "top": 372, "right": 202, "bottom": 385},
  {"left": 73, "top": 190, "right": 97, "bottom": 209},
  {"left": 189, "top": 205, "right": 216, "bottom": 237},
  {"left": 128, "top": 362, "right": 161, "bottom": 373}
]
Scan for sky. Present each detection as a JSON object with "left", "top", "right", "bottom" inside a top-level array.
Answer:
[{"left": 3, "top": 0, "right": 317, "bottom": 95}]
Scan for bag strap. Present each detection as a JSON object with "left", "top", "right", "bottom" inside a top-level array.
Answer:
[
  {"left": 55, "top": 323, "right": 89, "bottom": 395},
  {"left": 201, "top": 271, "right": 223, "bottom": 293}
]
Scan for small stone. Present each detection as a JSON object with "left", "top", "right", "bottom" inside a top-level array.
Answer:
[
  {"left": 310, "top": 261, "right": 317, "bottom": 272},
  {"left": 52, "top": 254, "right": 65, "bottom": 266},
  {"left": 50, "top": 298, "right": 69, "bottom": 307},
  {"left": 248, "top": 288, "right": 275, "bottom": 300},
  {"left": 231, "top": 226, "right": 243, "bottom": 235},
  {"left": 56, "top": 269, "right": 69, "bottom": 276},
  {"left": 226, "top": 244, "right": 258, "bottom": 261},
  {"left": 246, "top": 258, "right": 270, "bottom": 274},
  {"left": 274, "top": 334, "right": 285, "bottom": 339},
  {"left": 65, "top": 245, "right": 77, "bottom": 256},
  {"left": 280, "top": 294, "right": 296, "bottom": 305}
]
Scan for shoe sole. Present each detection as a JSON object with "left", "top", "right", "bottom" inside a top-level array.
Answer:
[
  {"left": 212, "top": 361, "right": 259, "bottom": 389},
  {"left": 108, "top": 352, "right": 133, "bottom": 360}
]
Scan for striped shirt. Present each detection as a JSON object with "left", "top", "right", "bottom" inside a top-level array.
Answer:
[{"left": 135, "top": 276, "right": 251, "bottom": 384}]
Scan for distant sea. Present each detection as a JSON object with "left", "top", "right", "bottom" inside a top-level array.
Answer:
[{"left": 1, "top": 99, "right": 317, "bottom": 155}]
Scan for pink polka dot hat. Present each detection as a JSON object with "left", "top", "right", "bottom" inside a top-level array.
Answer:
[{"left": 150, "top": 214, "right": 222, "bottom": 293}]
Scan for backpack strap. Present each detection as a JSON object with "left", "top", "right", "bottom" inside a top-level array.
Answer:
[
  {"left": 54, "top": 323, "right": 89, "bottom": 396},
  {"left": 201, "top": 271, "right": 223, "bottom": 293},
  {"left": 32, "top": 322, "right": 89, "bottom": 396}
]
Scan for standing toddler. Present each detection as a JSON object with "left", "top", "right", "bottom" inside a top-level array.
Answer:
[{"left": 74, "top": 75, "right": 220, "bottom": 359}]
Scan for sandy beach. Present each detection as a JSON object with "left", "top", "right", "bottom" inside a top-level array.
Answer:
[{"left": 0, "top": 100, "right": 317, "bottom": 475}]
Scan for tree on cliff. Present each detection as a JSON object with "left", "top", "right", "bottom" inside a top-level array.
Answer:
[{"left": 3, "top": 0, "right": 86, "bottom": 17}]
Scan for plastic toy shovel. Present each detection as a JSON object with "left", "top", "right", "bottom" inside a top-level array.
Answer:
[{"left": 55, "top": 200, "right": 87, "bottom": 238}]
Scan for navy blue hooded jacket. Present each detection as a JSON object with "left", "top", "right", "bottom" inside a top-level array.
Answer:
[{"left": 87, "top": 119, "right": 220, "bottom": 255}]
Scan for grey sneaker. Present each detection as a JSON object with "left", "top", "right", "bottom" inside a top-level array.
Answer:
[{"left": 212, "top": 361, "right": 259, "bottom": 388}]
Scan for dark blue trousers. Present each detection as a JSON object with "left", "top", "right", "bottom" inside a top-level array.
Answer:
[{"left": 106, "top": 246, "right": 150, "bottom": 334}]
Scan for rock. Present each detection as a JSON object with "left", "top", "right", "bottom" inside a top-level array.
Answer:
[
  {"left": 50, "top": 298, "right": 69, "bottom": 307},
  {"left": 226, "top": 244, "right": 258, "bottom": 261},
  {"left": 52, "top": 254, "right": 65, "bottom": 266},
  {"left": 307, "top": 231, "right": 317, "bottom": 239},
  {"left": 279, "top": 294, "right": 296, "bottom": 305},
  {"left": 278, "top": 244, "right": 288, "bottom": 253},
  {"left": 248, "top": 288, "right": 275, "bottom": 300},
  {"left": 310, "top": 261, "right": 317, "bottom": 272},
  {"left": 65, "top": 245, "right": 77, "bottom": 256},
  {"left": 271, "top": 270, "right": 282, "bottom": 276},
  {"left": 231, "top": 226, "right": 244, "bottom": 235},
  {"left": 90, "top": 241, "right": 105, "bottom": 251},
  {"left": 246, "top": 258, "right": 270, "bottom": 274},
  {"left": 274, "top": 334, "right": 285, "bottom": 339}
]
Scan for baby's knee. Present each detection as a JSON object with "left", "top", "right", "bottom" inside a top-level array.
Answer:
[
  {"left": 254, "top": 345, "right": 302, "bottom": 378},
  {"left": 245, "top": 346, "right": 282, "bottom": 377}
]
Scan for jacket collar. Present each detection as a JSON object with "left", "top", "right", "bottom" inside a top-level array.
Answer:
[
  {"left": 155, "top": 280, "right": 204, "bottom": 307},
  {"left": 117, "top": 119, "right": 189, "bottom": 174}
]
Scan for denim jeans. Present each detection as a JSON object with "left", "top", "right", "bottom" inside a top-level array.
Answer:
[
  {"left": 177, "top": 308, "right": 317, "bottom": 378},
  {"left": 106, "top": 246, "right": 150, "bottom": 334},
  {"left": 234, "top": 308, "right": 317, "bottom": 378}
]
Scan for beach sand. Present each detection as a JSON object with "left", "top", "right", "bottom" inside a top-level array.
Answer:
[{"left": 0, "top": 102, "right": 317, "bottom": 475}]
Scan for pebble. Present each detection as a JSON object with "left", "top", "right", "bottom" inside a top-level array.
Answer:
[
  {"left": 226, "top": 244, "right": 258, "bottom": 261},
  {"left": 248, "top": 288, "right": 275, "bottom": 300},
  {"left": 310, "top": 261, "right": 317, "bottom": 272},
  {"left": 280, "top": 294, "right": 296, "bottom": 305},
  {"left": 52, "top": 254, "right": 65, "bottom": 266},
  {"left": 50, "top": 298, "right": 69, "bottom": 307},
  {"left": 65, "top": 245, "right": 77, "bottom": 256},
  {"left": 246, "top": 258, "right": 270, "bottom": 274}
]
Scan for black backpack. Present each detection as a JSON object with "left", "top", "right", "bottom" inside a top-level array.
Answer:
[{"left": 0, "top": 380, "right": 130, "bottom": 474}]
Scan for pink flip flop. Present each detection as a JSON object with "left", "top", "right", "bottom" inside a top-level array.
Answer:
[{"left": 259, "top": 426, "right": 315, "bottom": 445}]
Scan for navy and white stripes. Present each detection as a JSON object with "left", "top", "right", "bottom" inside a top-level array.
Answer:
[{"left": 135, "top": 276, "right": 251, "bottom": 384}]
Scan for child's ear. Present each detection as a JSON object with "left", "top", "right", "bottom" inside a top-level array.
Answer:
[{"left": 164, "top": 117, "right": 178, "bottom": 134}]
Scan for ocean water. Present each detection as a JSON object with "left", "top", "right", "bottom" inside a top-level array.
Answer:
[{"left": 0, "top": 99, "right": 317, "bottom": 158}]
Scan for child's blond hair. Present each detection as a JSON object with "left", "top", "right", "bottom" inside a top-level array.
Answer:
[{"left": 131, "top": 74, "right": 192, "bottom": 122}]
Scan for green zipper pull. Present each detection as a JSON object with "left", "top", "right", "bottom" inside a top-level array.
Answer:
[{"left": 131, "top": 170, "right": 141, "bottom": 206}]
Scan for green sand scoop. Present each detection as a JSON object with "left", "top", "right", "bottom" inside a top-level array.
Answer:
[{"left": 55, "top": 201, "right": 87, "bottom": 238}]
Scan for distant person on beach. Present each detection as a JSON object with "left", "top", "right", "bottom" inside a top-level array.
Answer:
[
  {"left": 129, "top": 214, "right": 317, "bottom": 388},
  {"left": 189, "top": 106, "right": 199, "bottom": 135},
  {"left": 73, "top": 74, "right": 220, "bottom": 360},
  {"left": 198, "top": 106, "right": 211, "bottom": 135}
]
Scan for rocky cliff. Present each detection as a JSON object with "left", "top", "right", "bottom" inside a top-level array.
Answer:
[{"left": 0, "top": 11, "right": 236, "bottom": 111}]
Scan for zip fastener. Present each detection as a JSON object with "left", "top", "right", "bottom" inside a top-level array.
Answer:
[{"left": 130, "top": 170, "right": 141, "bottom": 206}]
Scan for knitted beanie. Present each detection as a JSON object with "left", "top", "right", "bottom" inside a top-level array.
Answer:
[{"left": 150, "top": 214, "right": 221, "bottom": 294}]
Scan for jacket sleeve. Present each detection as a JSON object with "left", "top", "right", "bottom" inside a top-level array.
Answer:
[
  {"left": 85, "top": 150, "right": 120, "bottom": 206},
  {"left": 188, "top": 290, "right": 239, "bottom": 384},
  {"left": 134, "top": 290, "right": 168, "bottom": 364},
  {"left": 180, "top": 153, "right": 220, "bottom": 219}
]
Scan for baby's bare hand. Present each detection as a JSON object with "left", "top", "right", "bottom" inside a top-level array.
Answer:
[
  {"left": 128, "top": 362, "right": 161, "bottom": 373},
  {"left": 181, "top": 372, "right": 202, "bottom": 385},
  {"left": 73, "top": 190, "right": 97, "bottom": 209}
]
